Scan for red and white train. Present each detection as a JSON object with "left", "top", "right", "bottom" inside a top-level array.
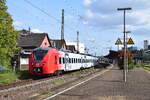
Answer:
[{"left": 29, "top": 47, "right": 98, "bottom": 76}]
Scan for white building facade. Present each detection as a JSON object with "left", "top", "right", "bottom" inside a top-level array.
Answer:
[{"left": 66, "top": 42, "right": 85, "bottom": 53}]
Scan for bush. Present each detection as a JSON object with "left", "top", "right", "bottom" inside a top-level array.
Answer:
[{"left": 128, "top": 63, "right": 135, "bottom": 70}]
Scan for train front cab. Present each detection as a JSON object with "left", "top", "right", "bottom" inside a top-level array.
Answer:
[{"left": 29, "top": 48, "right": 60, "bottom": 76}]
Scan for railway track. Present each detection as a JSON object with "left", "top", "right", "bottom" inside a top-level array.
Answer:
[
  {"left": 0, "top": 72, "right": 69, "bottom": 94},
  {"left": 0, "top": 66, "right": 104, "bottom": 95},
  {"left": 0, "top": 66, "right": 107, "bottom": 100}
]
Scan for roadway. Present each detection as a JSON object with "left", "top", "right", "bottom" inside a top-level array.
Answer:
[{"left": 44, "top": 66, "right": 150, "bottom": 100}]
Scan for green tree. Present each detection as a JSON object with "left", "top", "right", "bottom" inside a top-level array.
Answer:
[{"left": 0, "top": 0, "right": 19, "bottom": 68}]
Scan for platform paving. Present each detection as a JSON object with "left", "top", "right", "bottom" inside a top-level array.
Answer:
[{"left": 50, "top": 66, "right": 150, "bottom": 100}]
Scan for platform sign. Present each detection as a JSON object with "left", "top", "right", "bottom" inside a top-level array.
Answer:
[
  {"left": 115, "top": 38, "right": 123, "bottom": 45},
  {"left": 127, "top": 37, "right": 134, "bottom": 45}
]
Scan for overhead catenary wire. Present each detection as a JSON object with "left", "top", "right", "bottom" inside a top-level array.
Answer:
[
  {"left": 23, "top": 0, "right": 94, "bottom": 38},
  {"left": 63, "top": 0, "right": 98, "bottom": 39},
  {"left": 23, "top": 0, "right": 99, "bottom": 54},
  {"left": 23, "top": 0, "right": 78, "bottom": 40},
  {"left": 23, "top": 0, "right": 76, "bottom": 33}
]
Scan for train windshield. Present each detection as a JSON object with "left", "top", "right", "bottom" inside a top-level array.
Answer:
[{"left": 33, "top": 50, "right": 48, "bottom": 62}]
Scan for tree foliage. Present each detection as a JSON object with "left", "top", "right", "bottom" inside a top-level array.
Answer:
[{"left": 0, "top": 0, "right": 19, "bottom": 68}]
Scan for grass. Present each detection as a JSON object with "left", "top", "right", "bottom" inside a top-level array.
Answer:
[
  {"left": 0, "top": 69, "right": 30, "bottom": 84},
  {"left": 143, "top": 64, "right": 150, "bottom": 67},
  {"left": 144, "top": 66, "right": 150, "bottom": 70},
  {"left": 142, "top": 63, "right": 150, "bottom": 71},
  {"left": 0, "top": 71, "right": 18, "bottom": 83}
]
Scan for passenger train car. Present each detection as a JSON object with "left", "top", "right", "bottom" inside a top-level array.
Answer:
[
  {"left": 29, "top": 47, "right": 98, "bottom": 76},
  {"left": 97, "top": 56, "right": 110, "bottom": 67}
]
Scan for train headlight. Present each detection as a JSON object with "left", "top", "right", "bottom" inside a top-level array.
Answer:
[
  {"left": 33, "top": 68, "right": 36, "bottom": 72},
  {"left": 37, "top": 68, "right": 41, "bottom": 72},
  {"left": 33, "top": 67, "right": 42, "bottom": 73}
]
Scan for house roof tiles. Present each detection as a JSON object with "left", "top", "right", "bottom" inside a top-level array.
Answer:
[{"left": 18, "top": 30, "right": 50, "bottom": 48}]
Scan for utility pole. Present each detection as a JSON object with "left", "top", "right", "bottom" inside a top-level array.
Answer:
[
  {"left": 77, "top": 31, "right": 79, "bottom": 53},
  {"left": 117, "top": 7, "right": 132, "bottom": 82},
  {"left": 61, "top": 9, "right": 64, "bottom": 40}
]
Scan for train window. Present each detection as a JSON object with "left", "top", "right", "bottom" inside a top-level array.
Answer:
[
  {"left": 33, "top": 50, "right": 48, "bottom": 62},
  {"left": 69, "top": 58, "right": 71, "bottom": 63},
  {"left": 74, "top": 58, "right": 76, "bottom": 63},
  {"left": 65, "top": 58, "right": 68, "bottom": 63},
  {"left": 71, "top": 58, "right": 73, "bottom": 63},
  {"left": 63, "top": 58, "right": 65, "bottom": 64},
  {"left": 59, "top": 57, "right": 61, "bottom": 64}
]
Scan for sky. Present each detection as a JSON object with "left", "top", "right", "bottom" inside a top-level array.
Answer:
[{"left": 6, "top": 0, "right": 150, "bottom": 56}]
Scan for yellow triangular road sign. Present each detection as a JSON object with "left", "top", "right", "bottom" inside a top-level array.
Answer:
[
  {"left": 115, "top": 38, "right": 123, "bottom": 45},
  {"left": 127, "top": 37, "right": 134, "bottom": 45}
]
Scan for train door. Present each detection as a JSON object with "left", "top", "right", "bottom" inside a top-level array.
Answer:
[
  {"left": 65, "top": 53, "right": 69, "bottom": 71},
  {"left": 84, "top": 55, "right": 88, "bottom": 68}
]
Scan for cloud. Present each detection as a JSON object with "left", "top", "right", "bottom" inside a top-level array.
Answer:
[
  {"left": 86, "top": 0, "right": 150, "bottom": 14},
  {"left": 87, "top": 38, "right": 95, "bottom": 42},
  {"left": 85, "top": 9, "right": 94, "bottom": 18},
  {"left": 83, "top": 0, "right": 92, "bottom": 7},
  {"left": 13, "top": 21, "right": 23, "bottom": 27},
  {"left": 82, "top": 0, "right": 150, "bottom": 35},
  {"left": 31, "top": 29, "right": 43, "bottom": 33}
]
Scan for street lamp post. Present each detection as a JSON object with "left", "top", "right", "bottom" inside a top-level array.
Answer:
[{"left": 117, "top": 7, "right": 132, "bottom": 82}]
